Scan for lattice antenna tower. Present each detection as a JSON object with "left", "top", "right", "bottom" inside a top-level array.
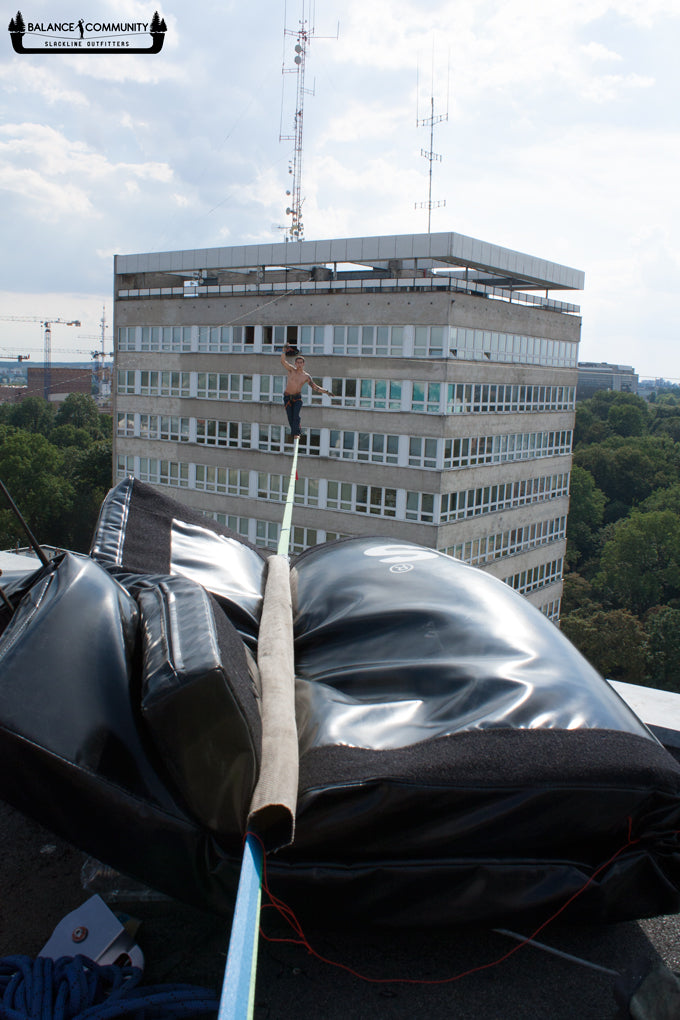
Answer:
[
  {"left": 415, "top": 49, "right": 450, "bottom": 233},
  {"left": 279, "top": 2, "right": 317, "bottom": 242}
]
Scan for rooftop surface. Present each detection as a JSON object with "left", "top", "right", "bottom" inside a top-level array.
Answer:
[
  {"left": 2, "top": 680, "right": 680, "bottom": 1017},
  {"left": 114, "top": 231, "right": 585, "bottom": 294},
  {"left": 1, "top": 793, "right": 679, "bottom": 1019}
]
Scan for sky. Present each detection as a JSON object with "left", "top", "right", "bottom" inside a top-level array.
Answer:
[{"left": 0, "top": 0, "right": 679, "bottom": 377}]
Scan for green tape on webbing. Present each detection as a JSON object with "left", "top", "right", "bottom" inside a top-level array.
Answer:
[{"left": 277, "top": 436, "right": 300, "bottom": 557}]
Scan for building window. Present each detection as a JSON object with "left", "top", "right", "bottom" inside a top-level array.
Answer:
[
  {"left": 259, "top": 374, "right": 286, "bottom": 402},
  {"left": 262, "top": 325, "right": 298, "bottom": 351},
  {"left": 197, "top": 325, "right": 255, "bottom": 352},
  {"left": 414, "top": 326, "right": 446, "bottom": 357},
  {"left": 294, "top": 476, "right": 320, "bottom": 507},
  {"left": 326, "top": 481, "right": 397, "bottom": 517},
  {"left": 256, "top": 520, "right": 280, "bottom": 549},
  {"left": 291, "top": 526, "right": 319, "bottom": 553},
  {"left": 406, "top": 491, "right": 435, "bottom": 522},
  {"left": 138, "top": 371, "right": 190, "bottom": 397},
  {"left": 332, "top": 325, "right": 403, "bottom": 356},
  {"left": 116, "top": 412, "right": 135, "bottom": 436},
  {"left": 137, "top": 458, "right": 188, "bottom": 488},
  {"left": 116, "top": 454, "right": 135, "bottom": 478},
  {"left": 441, "top": 515, "right": 567, "bottom": 567},
  {"left": 504, "top": 558, "right": 564, "bottom": 595},
  {"left": 138, "top": 414, "right": 190, "bottom": 442},
  {"left": 258, "top": 424, "right": 286, "bottom": 453},
  {"left": 198, "top": 326, "right": 230, "bottom": 353},
  {"left": 299, "top": 429, "right": 321, "bottom": 456},
  {"left": 541, "top": 598, "right": 562, "bottom": 623},
  {"left": 117, "top": 370, "right": 136, "bottom": 394},
  {"left": 195, "top": 466, "right": 249, "bottom": 496},
  {"left": 445, "top": 383, "right": 576, "bottom": 415},
  {"left": 409, "top": 437, "right": 438, "bottom": 468},
  {"left": 196, "top": 373, "right": 252, "bottom": 401},
  {"left": 117, "top": 327, "right": 134, "bottom": 351},
  {"left": 196, "top": 419, "right": 250, "bottom": 448},
  {"left": 450, "top": 328, "right": 578, "bottom": 368},
  {"left": 440, "top": 473, "right": 570, "bottom": 524},
  {"left": 441, "top": 431, "right": 572, "bottom": 470},
  {"left": 135, "top": 326, "right": 191, "bottom": 352},
  {"left": 258, "top": 426, "right": 321, "bottom": 456},
  {"left": 412, "top": 382, "right": 442, "bottom": 413},
  {"left": 258, "top": 473, "right": 286, "bottom": 502},
  {"left": 332, "top": 377, "right": 401, "bottom": 410},
  {"left": 207, "top": 511, "right": 251, "bottom": 538},
  {"left": 299, "top": 326, "right": 325, "bottom": 354},
  {"left": 160, "top": 327, "right": 192, "bottom": 352}
]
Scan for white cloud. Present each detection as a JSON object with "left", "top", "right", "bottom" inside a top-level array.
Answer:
[
  {"left": 0, "top": 123, "right": 174, "bottom": 218},
  {"left": 581, "top": 42, "right": 623, "bottom": 61},
  {"left": 0, "top": 64, "right": 88, "bottom": 106},
  {"left": 0, "top": 164, "right": 95, "bottom": 219}
]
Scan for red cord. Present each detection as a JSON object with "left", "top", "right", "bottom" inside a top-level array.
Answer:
[{"left": 248, "top": 818, "right": 650, "bottom": 986}]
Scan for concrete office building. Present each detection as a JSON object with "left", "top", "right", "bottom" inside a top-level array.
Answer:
[
  {"left": 577, "top": 362, "right": 638, "bottom": 400},
  {"left": 113, "top": 232, "right": 584, "bottom": 620}
]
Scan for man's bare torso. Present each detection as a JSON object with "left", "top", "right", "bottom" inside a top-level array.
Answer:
[{"left": 284, "top": 365, "right": 311, "bottom": 396}]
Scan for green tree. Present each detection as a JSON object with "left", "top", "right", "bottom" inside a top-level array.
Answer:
[
  {"left": 653, "top": 417, "right": 680, "bottom": 442},
  {"left": 639, "top": 484, "right": 680, "bottom": 515},
  {"left": 63, "top": 440, "right": 113, "bottom": 551},
  {"left": 643, "top": 606, "right": 680, "bottom": 693},
  {"left": 596, "top": 510, "right": 680, "bottom": 615},
  {"left": 575, "top": 435, "right": 680, "bottom": 521},
  {"left": 0, "top": 426, "right": 73, "bottom": 548},
  {"left": 4, "top": 396, "right": 55, "bottom": 434},
  {"left": 50, "top": 424, "right": 93, "bottom": 450},
  {"left": 560, "top": 607, "right": 646, "bottom": 682},
  {"left": 54, "top": 393, "right": 107, "bottom": 439},
  {"left": 561, "top": 570, "right": 600, "bottom": 616},
  {"left": 566, "top": 465, "right": 606, "bottom": 568},
  {"left": 607, "top": 401, "right": 646, "bottom": 437}
]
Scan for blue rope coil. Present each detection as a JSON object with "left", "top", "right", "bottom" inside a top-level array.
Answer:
[{"left": 0, "top": 955, "right": 219, "bottom": 1019}]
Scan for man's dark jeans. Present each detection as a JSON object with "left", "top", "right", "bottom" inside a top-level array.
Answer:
[{"left": 283, "top": 393, "right": 302, "bottom": 436}]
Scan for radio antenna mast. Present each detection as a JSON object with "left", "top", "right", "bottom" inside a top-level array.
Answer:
[
  {"left": 415, "top": 48, "right": 449, "bottom": 233},
  {"left": 279, "top": 2, "right": 337, "bottom": 242},
  {"left": 279, "top": 2, "right": 315, "bottom": 242}
]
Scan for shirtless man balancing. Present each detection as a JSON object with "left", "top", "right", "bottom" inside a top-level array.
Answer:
[{"left": 280, "top": 346, "right": 330, "bottom": 439}]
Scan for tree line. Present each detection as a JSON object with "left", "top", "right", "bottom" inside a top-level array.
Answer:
[
  {"left": 561, "top": 387, "right": 680, "bottom": 692},
  {"left": 0, "top": 394, "right": 112, "bottom": 553}
]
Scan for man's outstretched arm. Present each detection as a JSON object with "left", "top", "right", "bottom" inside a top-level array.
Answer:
[{"left": 307, "top": 373, "right": 331, "bottom": 396}]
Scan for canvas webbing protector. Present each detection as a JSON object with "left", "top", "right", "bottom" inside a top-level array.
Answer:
[
  {"left": 246, "top": 434, "right": 300, "bottom": 851},
  {"left": 220, "top": 436, "right": 301, "bottom": 1019}
]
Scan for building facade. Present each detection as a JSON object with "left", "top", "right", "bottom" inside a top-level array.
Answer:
[
  {"left": 577, "top": 362, "right": 638, "bottom": 400},
  {"left": 26, "top": 366, "right": 92, "bottom": 402},
  {"left": 113, "top": 232, "right": 584, "bottom": 620}
]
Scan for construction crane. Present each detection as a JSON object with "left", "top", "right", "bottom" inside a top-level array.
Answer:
[
  {"left": 0, "top": 316, "right": 81, "bottom": 399},
  {"left": 78, "top": 307, "right": 112, "bottom": 399}
]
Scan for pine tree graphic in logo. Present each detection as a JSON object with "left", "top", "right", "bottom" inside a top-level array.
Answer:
[{"left": 8, "top": 10, "right": 167, "bottom": 54}]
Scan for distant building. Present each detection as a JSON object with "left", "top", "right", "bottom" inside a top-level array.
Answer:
[
  {"left": 113, "top": 231, "right": 584, "bottom": 621},
  {"left": 577, "top": 362, "right": 638, "bottom": 400},
  {"left": 26, "top": 366, "right": 92, "bottom": 403},
  {"left": 0, "top": 386, "right": 24, "bottom": 404}
]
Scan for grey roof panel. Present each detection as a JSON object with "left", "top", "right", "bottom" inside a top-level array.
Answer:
[{"left": 115, "top": 231, "right": 584, "bottom": 291}]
